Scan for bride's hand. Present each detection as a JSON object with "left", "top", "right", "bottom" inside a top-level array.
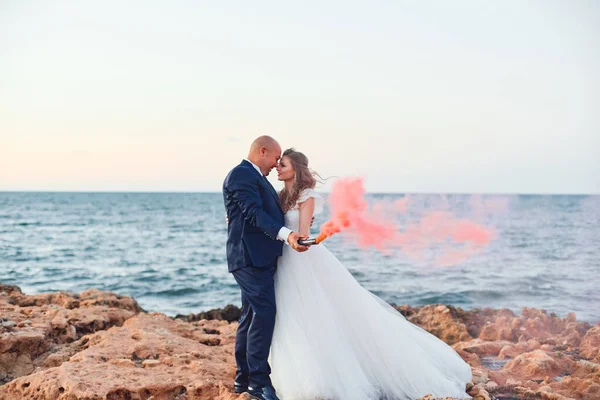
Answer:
[{"left": 287, "top": 232, "right": 309, "bottom": 252}]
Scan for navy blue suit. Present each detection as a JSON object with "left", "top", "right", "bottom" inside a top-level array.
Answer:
[{"left": 223, "top": 160, "right": 285, "bottom": 388}]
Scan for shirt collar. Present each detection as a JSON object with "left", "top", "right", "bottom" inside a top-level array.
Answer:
[{"left": 245, "top": 159, "right": 264, "bottom": 177}]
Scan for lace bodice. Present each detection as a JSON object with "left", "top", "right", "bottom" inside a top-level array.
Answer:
[{"left": 284, "top": 189, "right": 324, "bottom": 232}]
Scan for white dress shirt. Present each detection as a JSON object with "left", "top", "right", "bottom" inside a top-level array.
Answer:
[{"left": 245, "top": 159, "right": 293, "bottom": 244}]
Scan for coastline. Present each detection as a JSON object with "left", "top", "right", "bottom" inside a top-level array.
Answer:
[{"left": 1, "top": 284, "right": 598, "bottom": 400}]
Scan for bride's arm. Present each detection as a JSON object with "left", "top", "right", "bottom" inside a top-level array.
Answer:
[{"left": 298, "top": 197, "right": 315, "bottom": 238}]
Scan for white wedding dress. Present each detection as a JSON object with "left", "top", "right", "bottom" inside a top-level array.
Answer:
[{"left": 270, "top": 189, "right": 472, "bottom": 400}]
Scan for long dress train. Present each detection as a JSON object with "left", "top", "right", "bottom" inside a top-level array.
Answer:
[{"left": 270, "top": 189, "right": 472, "bottom": 400}]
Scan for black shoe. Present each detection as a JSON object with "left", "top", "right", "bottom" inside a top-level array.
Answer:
[
  {"left": 246, "top": 385, "right": 280, "bottom": 400},
  {"left": 234, "top": 381, "right": 248, "bottom": 394}
]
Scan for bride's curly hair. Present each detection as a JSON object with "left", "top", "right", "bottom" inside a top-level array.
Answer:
[{"left": 278, "top": 148, "right": 323, "bottom": 213}]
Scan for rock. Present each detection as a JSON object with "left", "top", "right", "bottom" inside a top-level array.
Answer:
[
  {"left": 0, "top": 284, "right": 22, "bottom": 295},
  {"left": 498, "top": 341, "right": 534, "bottom": 359},
  {"left": 575, "top": 359, "right": 600, "bottom": 374},
  {"left": 468, "top": 383, "right": 492, "bottom": 400},
  {"left": 549, "top": 375, "right": 600, "bottom": 399},
  {"left": 515, "top": 308, "right": 590, "bottom": 347},
  {"left": 454, "top": 338, "right": 513, "bottom": 357},
  {"left": 470, "top": 367, "right": 489, "bottom": 385},
  {"left": 540, "top": 392, "right": 568, "bottom": 400},
  {"left": 175, "top": 304, "right": 242, "bottom": 323},
  {"left": 0, "top": 320, "right": 16, "bottom": 328},
  {"left": 110, "top": 358, "right": 136, "bottom": 368},
  {"left": 402, "top": 305, "right": 598, "bottom": 400},
  {"left": 0, "top": 285, "right": 141, "bottom": 385},
  {"left": 487, "top": 370, "right": 508, "bottom": 386},
  {"left": 1, "top": 284, "right": 598, "bottom": 400},
  {"left": 452, "top": 347, "right": 481, "bottom": 367},
  {"left": 5, "top": 287, "right": 143, "bottom": 313},
  {"left": 461, "top": 307, "right": 517, "bottom": 340},
  {"left": 142, "top": 359, "right": 161, "bottom": 368},
  {"left": 479, "top": 318, "right": 516, "bottom": 342},
  {"left": 0, "top": 330, "right": 49, "bottom": 384},
  {"left": 0, "top": 313, "right": 242, "bottom": 400},
  {"left": 580, "top": 325, "right": 600, "bottom": 361},
  {"left": 397, "top": 304, "right": 473, "bottom": 345},
  {"left": 483, "top": 380, "right": 498, "bottom": 392},
  {"left": 502, "top": 350, "right": 563, "bottom": 380},
  {"left": 514, "top": 385, "right": 539, "bottom": 397}
]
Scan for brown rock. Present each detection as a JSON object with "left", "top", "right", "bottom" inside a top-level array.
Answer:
[
  {"left": 478, "top": 315, "right": 517, "bottom": 342},
  {"left": 515, "top": 308, "right": 591, "bottom": 346},
  {"left": 454, "top": 339, "right": 513, "bottom": 357},
  {"left": 581, "top": 325, "right": 600, "bottom": 361},
  {"left": 487, "top": 370, "right": 508, "bottom": 386},
  {"left": 540, "top": 392, "right": 568, "bottom": 400},
  {"left": 2, "top": 284, "right": 599, "bottom": 400},
  {"left": 460, "top": 307, "right": 517, "bottom": 339},
  {"left": 468, "top": 383, "right": 491, "bottom": 400},
  {"left": 0, "top": 284, "right": 23, "bottom": 295},
  {"left": 142, "top": 359, "right": 161, "bottom": 368},
  {"left": 0, "top": 285, "right": 140, "bottom": 385},
  {"left": 175, "top": 305, "right": 242, "bottom": 323},
  {"left": 0, "top": 330, "right": 49, "bottom": 384},
  {"left": 470, "top": 367, "right": 489, "bottom": 385},
  {"left": 548, "top": 375, "right": 600, "bottom": 399},
  {"left": 400, "top": 304, "right": 473, "bottom": 345},
  {"left": 498, "top": 342, "right": 535, "bottom": 360},
  {"left": 502, "top": 350, "right": 563, "bottom": 380},
  {"left": 574, "top": 359, "right": 600, "bottom": 375},
  {"left": 452, "top": 347, "right": 481, "bottom": 367},
  {"left": 0, "top": 313, "right": 243, "bottom": 400}
]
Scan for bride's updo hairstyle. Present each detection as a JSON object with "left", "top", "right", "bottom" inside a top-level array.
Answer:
[{"left": 278, "top": 148, "right": 321, "bottom": 213}]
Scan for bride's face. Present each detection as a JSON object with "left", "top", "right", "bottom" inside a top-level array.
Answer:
[{"left": 277, "top": 156, "right": 295, "bottom": 182}]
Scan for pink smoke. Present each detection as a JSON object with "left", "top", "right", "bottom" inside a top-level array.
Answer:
[
  {"left": 316, "top": 178, "right": 396, "bottom": 251},
  {"left": 317, "top": 178, "right": 502, "bottom": 267}
]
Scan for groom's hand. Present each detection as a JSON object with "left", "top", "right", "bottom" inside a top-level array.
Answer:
[{"left": 287, "top": 232, "right": 309, "bottom": 252}]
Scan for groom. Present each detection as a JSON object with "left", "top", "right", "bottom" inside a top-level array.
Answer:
[{"left": 223, "top": 135, "right": 308, "bottom": 400}]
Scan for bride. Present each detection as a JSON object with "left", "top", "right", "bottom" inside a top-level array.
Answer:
[{"left": 269, "top": 148, "right": 472, "bottom": 400}]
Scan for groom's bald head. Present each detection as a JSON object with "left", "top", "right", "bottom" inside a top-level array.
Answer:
[
  {"left": 249, "top": 135, "right": 279, "bottom": 154},
  {"left": 247, "top": 135, "right": 282, "bottom": 176}
]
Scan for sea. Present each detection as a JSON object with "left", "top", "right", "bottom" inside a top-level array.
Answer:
[{"left": 1, "top": 192, "right": 598, "bottom": 322}]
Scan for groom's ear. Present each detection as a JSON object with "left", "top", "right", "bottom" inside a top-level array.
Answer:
[{"left": 261, "top": 146, "right": 272, "bottom": 158}]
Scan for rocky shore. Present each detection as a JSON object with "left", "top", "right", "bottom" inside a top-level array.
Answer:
[{"left": 1, "top": 284, "right": 598, "bottom": 400}]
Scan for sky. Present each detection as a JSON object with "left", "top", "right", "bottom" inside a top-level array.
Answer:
[{"left": 1, "top": 0, "right": 598, "bottom": 194}]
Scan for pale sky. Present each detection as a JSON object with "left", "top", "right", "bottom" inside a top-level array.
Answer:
[{"left": 1, "top": 1, "right": 598, "bottom": 194}]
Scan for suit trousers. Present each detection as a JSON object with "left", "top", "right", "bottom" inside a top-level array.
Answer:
[{"left": 231, "top": 261, "right": 277, "bottom": 388}]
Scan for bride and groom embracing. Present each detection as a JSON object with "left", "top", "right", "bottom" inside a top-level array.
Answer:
[{"left": 222, "top": 136, "right": 472, "bottom": 400}]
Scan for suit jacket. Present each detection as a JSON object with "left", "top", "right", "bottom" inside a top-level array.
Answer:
[{"left": 223, "top": 160, "right": 285, "bottom": 272}]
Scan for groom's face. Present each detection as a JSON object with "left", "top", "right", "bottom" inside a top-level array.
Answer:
[{"left": 260, "top": 144, "right": 282, "bottom": 176}]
